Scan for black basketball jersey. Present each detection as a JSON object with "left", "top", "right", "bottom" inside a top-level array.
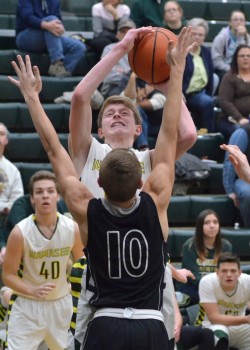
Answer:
[{"left": 84, "top": 192, "right": 167, "bottom": 310}]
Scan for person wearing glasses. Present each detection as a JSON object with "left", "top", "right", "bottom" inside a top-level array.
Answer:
[
  {"left": 164, "top": 1, "right": 186, "bottom": 36},
  {"left": 211, "top": 10, "right": 250, "bottom": 84},
  {"left": 218, "top": 45, "right": 250, "bottom": 139},
  {"left": 182, "top": 18, "right": 215, "bottom": 133}
]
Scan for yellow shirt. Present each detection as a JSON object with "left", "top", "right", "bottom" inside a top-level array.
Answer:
[{"left": 186, "top": 47, "right": 208, "bottom": 94}]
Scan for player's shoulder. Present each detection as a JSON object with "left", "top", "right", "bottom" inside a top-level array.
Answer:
[{"left": 200, "top": 272, "right": 218, "bottom": 286}]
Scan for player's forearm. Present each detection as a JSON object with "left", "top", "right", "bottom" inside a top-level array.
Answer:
[
  {"left": 176, "top": 101, "right": 197, "bottom": 159},
  {"left": 74, "top": 43, "right": 128, "bottom": 99},
  {"left": 209, "top": 313, "right": 250, "bottom": 326},
  {"left": 160, "top": 68, "right": 183, "bottom": 137},
  {"left": 3, "top": 273, "right": 34, "bottom": 297},
  {"left": 24, "top": 94, "right": 60, "bottom": 154}
]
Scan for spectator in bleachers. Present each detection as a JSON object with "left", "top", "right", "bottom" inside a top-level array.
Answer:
[
  {"left": 100, "top": 18, "right": 136, "bottom": 99},
  {"left": 182, "top": 18, "right": 215, "bottom": 133},
  {"left": 0, "top": 123, "right": 23, "bottom": 246},
  {"left": 222, "top": 125, "right": 250, "bottom": 229},
  {"left": 217, "top": 45, "right": 250, "bottom": 140},
  {"left": 130, "top": 0, "right": 165, "bottom": 28},
  {"left": 177, "top": 209, "right": 232, "bottom": 305},
  {"left": 164, "top": 0, "right": 186, "bottom": 35},
  {"left": 90, "top": 0, "right": 131, "bottom": 58},
  {"left": 15, "top": 0, "right": 86, "bottom": 77},
  {"left": 211, "top": 10, "right": 250, "bottom": 83}
]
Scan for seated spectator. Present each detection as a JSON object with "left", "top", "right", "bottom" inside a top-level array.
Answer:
[
  {"left": 90, "top": 0, "right": 130, "bottom": 57},
  {"left": 100, "top": 18, "right": 136, "bottom": 99},
  {"left": 130, "top": 0, "right": 165, "bottom": 28},
  {"left": 211, "top": 10, "right": 250, "bottom": 83},
  {"left": 121, "top": 73, "right": 166, "bottom": 150},
  {"left": 217, "top": 45, "right": 250, "bottom": 140},
  {"left": 222, "top": 125, "right": 250, "bottom": 228},
  {"left": 164, "top": 0, "right": 186, "bottom": 35},
  {"left": 197, "top": 253, "right": 250, "bottom": 350},
  {"left": 0, "top": 123, "right": 23, "bottom": 244},
  {"left": 15, "top": 0, "right": 86, "bottom": 77},
  {"left": 178, "top": 209, "right": 232, "bottom": 305},
  {"left": 0, "top": 172, "right": 69, "bottom": 264},
  {"left": 183, "top": 18, "right": 215, "bottom": 133}
]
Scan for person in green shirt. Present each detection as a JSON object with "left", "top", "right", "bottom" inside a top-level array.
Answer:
[
  {"left": 130, "top": 0, "right": 165, "bottom": 28},
  {"left": 178, "top": 209, "right": 232, "bottom": 305}
]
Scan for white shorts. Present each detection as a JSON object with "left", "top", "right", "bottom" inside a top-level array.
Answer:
[
  {"left": 209, "top": 323, "right": 250, "bottom": 350},
  {"left": 7, "top": 293, "right": 72, "bottom": 350}
]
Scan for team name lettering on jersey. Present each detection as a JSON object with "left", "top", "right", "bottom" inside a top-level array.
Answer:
[
  {"left": 218, "top": 299, "right": 246, "bottom": 310},
  {"left": 29, "top": 246, "right": 71, "bottom": 259}
]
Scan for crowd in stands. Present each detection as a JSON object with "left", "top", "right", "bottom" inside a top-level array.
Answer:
[{"left": 1, "top": 1, "right": 250, "bottom": 350}]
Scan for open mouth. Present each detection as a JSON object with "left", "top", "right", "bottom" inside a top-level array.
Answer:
[{"left": 111, "top": 122, "right": 125, "bottom": 127}]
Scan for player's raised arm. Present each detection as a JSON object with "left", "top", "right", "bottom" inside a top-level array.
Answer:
[
  {"left": 143, "top": 27, "right": 196, "bottom": 239},
  {"left": 68, "top": 26, "right": 154, "bottom": 177},
  {"left": 8, "top": 55, "right": 92, "bottom": 246}
]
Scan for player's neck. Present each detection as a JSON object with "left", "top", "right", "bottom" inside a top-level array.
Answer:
[
  {"left": 108, "top": 196, "right": 137, "bottom": 209},
  {"left": 222, "top": 282, "right": 238, "bottom": 295},
  {"left": 106, "top": 136, "right": 134, "bottom": 149},
  {"left": 33, "top": 211, "right": 58, "bottom": 227},
  {"left": 33, "top": 212, "right": 59, "bottom": 238}
]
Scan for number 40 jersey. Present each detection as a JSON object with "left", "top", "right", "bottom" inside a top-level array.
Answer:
[{"left": 17, "top": 213, "right": 75, "bottom": 300}]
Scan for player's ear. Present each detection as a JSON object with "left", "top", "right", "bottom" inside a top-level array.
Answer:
[
  {"left": 97, "top": 128, "right": 104, "bottom": 139},
  {"left": 135, "top": 124, "right": 142, "bottom": 137}
]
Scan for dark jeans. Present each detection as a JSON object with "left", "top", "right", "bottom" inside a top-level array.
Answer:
[{"left": 186, "top": 90, "right": 215, "bottom": 133}]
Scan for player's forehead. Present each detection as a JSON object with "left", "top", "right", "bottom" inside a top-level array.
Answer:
[
  {"left": 33, "top": 179, "right": 57, "bottom": 191},
  {"left": 219, "top": 262, "right": 239, "bottom": 271},
  {"left": 103, "top": 103, "right": 133, "bottom": 115}
]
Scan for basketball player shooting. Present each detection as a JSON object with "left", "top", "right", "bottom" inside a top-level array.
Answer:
[{"left": 8, "top": 26, "right": 195, "bottom": 350}]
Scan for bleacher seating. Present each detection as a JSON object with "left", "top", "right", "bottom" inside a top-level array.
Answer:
[
  {"left": 5, "top": 132, "right": 69, "bottom": 162},
  {"left": 169, "top": 227, "right": 250, "bottom": 262},
  {"left": 168, "top": 194, "right": 238, "bottom": 227}
]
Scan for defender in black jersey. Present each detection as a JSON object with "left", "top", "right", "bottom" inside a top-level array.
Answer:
[{"left": 9, "top": 26, "right": 195, "bottom": 350}]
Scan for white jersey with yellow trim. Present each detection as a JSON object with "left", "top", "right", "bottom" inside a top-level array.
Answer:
[
  {"left": 16, "top": 213, "right": 75, "bottom": 300},
  {"left": 80, "top": 137, "right": 151, "bottom": 198},
  {"left": 199, "top": 272, "right": 250, "bottom": 327}
]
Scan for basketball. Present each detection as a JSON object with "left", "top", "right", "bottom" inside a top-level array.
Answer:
[{"left": 128, "top": 27, "right": 177, "bottom": 84}]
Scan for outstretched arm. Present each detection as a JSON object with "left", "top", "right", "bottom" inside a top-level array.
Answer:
[
  {"left": 220, "top": 144, "right": 250, "bottom": 183},
  {"left": 142, "top": 27, "right": 196, "bottom": 239},
  {"left": 68, "top": 27, "right": 154, "bottom": 177},
  {"left": 8, "top": 55, "right": 92, "bottom": 246}
]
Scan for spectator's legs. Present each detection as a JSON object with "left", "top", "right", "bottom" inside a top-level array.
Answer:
[
  {"left": 16, "top": 28, "right": 47, "bottom": 53},
  {"left": 217, "top": 119, "right": 239, "bottom": 143},
  {"left": 186, "top": 90, "right": 215, "bottom": 132},
  {"left": 234, "top": 179, "right": 250, "bottom": 228},
  {"left": 61, "top": 36, "right": 86, "bottom": 73}
]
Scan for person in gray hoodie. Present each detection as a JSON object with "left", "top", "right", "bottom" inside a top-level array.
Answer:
[{"left": 211, "top": 10, "right": 250, "bottom": 82}]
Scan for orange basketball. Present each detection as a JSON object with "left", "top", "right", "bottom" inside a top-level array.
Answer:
[{"left": 128, "top": 27, "right": 177, "bottom": 84}]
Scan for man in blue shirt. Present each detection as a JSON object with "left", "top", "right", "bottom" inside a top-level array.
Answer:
[{"left": 15, "top": 0, "right": 86, "bottom": 77}]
